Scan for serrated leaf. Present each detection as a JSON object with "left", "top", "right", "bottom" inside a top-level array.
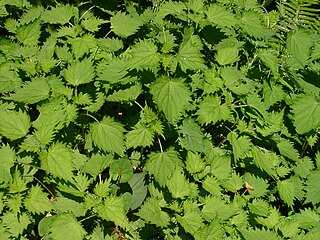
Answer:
[
  {"left": 137, "top": 197, "right": 170, "bottom": 227},
  {"left": 176, "top": 38, "right": 206, "bottom": 72},
  {"left": 252, "top": 147, "right": 276, "bottom": 176},
  {"left": 107, "top": 84, "right": 141, "bottom": 102},
  {"left": 47, "top": 213, "right": 86, "bottom": 240},
  {"left": 126, "top": 126, "right": 154, "bottom": 149},
  {"left": 129, "top": 40, "right": 160, "bottom": 71},
  {"left": 197, "top": 95, "right": 232, "bottom": 125},
  {"left": 40, "top": 142, "right": 74, "bottom": 181},
  {"left": 82, "top": 153, "right": 113, "bottom": 177},
  {"left": 216, "top": 47, "right": 239, "bottom": 65},
  {"left": 82, "top": 16, "right": 106, "bottom": 32},
  {"left": 205, "top": 5, "right": 237, "bottom": 28},
  {"left": 2, "top": 212, "right": 31, "bottom": 237},
  {"left": 96, "top": 195, "right": 129, "bottom": 229},
  {"left": 110, "top": 12, "right": 143, "bottom": 38},
  {"left": 277, "top": 138, "right": 300, "bottom": 162},
  {"left": 194, "top": 219, "right": 225, "bottom": 239},
  {"left": 0, "top": 68, "right": 21, "bottom": 92},
  {"left": 241, "top": 11, "right": 274, "bottom": 39},
  {"left": 239, "top": 227, "right": 281, "bottom": 240},
  {"left": 150, "top": 77, "right": 191, "bottom": 123},
  {"left": 277, "top": 177, "right": 303, "bottom": 207},
  {"left": 144, "top": 149, "right": 183, "bottom": 187},
  {"left": 287, "top": 30, "right": 313, "bottom": 69},
  {"left": 0, "top": 109, "right": 30, "bottom": 140},
  {"left": 258, "top": 49, "right": 279, "bottom": 74},
  {"left": 202, "top": 196, "right": 237, "bottom": 221},
  {"left": 42, "top": 5, "right": 78, "bottom": 25},
  {"left": 54, "top": 197, "right": 86, "bottom": 217},
  {"left": 5, "top": 78, "right": 50, "bottom": 104},
  {"left": 90, "top": 117, "right": 126, "bottom": 155},
  {"left": 185, "top": 151, "right": 206, "bottom": 174},
  {"left": 0, "top": 144, "right": 15, "bottom": 183},
  {"left": 167, "top": 169, "right": 191, "bottom": 199},
  {"left": 63, "top": 58, "right": 95, "bottom": 86},
  {"left": 24, "top": 185, "right": 52, "bottom": 214},
  {"left": 16, "top": 20, "right": 41, "bottom": 46},
  {"left": 244, "top": 173, "right": 269, "bottom": 197},
  {"left": 177, "top": 211, "right": 203, "bottom": 235},
  {"left": 291, "top": 94, "right": 320, "bottom": 134},
  {"left": 128, "top": 173, "right": 147, "bottom": 210},
  {"left": 305, "top": 170, "right": 320, "bottom": 205},
  {"left": 210, "top": 155, "right": 231, "bottom": 180},
  {"left": 228, "top": 132, "right": 252, "bottom": 160},
  {"left": 202, "top": 176, "right": 222, "bottom": 196}
]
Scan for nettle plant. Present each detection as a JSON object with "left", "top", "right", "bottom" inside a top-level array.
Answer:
[{"left": 0, "top": 0, "right": 320, "bottom": 239}]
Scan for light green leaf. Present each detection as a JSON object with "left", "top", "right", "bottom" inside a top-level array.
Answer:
[
  {"left": 82, "top": 16, "right": 106, "bottom": 32},
  {"left": 305, "top": 170, "right": 320, "bottom": 205},
  {"left": 126, "top": 126, "right": 154, "bottom": 149},
  {"left": 202, "top": 196, "right": 237, "bottom": 221},
  {"left": 42, "top": 5, "right": 78, "bottom": 25},
  {"left": 0, "top": 109, "right": 30, "bottom": 140},
  {"left": 129, "top": 40, "right": 160, "bottom": 71},
  {"left": 63, "top": 58, "right": 95, "bottom": 86},
  {"left": 202, "top": 176, "right": 222, "bottom": 196},
  {"left": 82, "top": 153, "right": 113, "bottom": 177},
  {"left": 197, "top": 95, "right": 232, "bottom": 125},
  {"left": 0, "top": 68, "right": 21, "bottom": 92},
  {"left": 39, "top": 142, "right": 74, "bottom": 181},
  {"left": 16, "top": 20, "right": 41, "bottom": 46},
  {"left": 176, "top": 38, "right": 206, "bottom": 72},
  {"left": 241, "top": 11, "right": 274, "bottom": 38},
  {"left": 277, "top": 177, "right": 303, "bottom": 207},
  {"left": 210, "top": 155, "right": 231, "bottom": 180},
  {"left": 294, "top": 157, "right": 314, "bottom": 178},
  {"left": 252, "top": 147, "right": 276, "bottom": 176},
  {"left": 205, "top": 5, "right": 237, "bottom": 28},
  {"left": 194, "top": 219, "right": 225, "bottom": 239},
  {"left": 24, "top": 185, "right": 52, "bottom": 214},
  {"left": 176, "top": 211, "right": 203, "bottom": 235},
  {"left": 96, "top": 195, "right": 129, "bottom": 229},
  {"left": 150, "top": 77, "right": 191, "bottom": 123},
  {"left": 257, "top": 49, "right": 279, "bottom": 74},
  {"left": 167, "top": 169, "right": 191, "bottom": 199},
  {"left": 144, "top": 149, "right": 183, "bottom": 187},
  {"left": 291, "top": 94, "right": 320, "bottom": 134},
  {"left": 239, "top": 227, "right": 281, "bottom": 240},
  {"left": 5, "top": 78, "right": 50, "bottom": 104},
  {"left": 110, "top": 12, "right": 143, "bottom": 38},
  {"left": 227, "top": 132, "right": 252, "bottom": 160},
  {"left": 110, "top": 158, "right": 133, "bottom": 183},
  {"left": 185, "top": 151, "right": 206, "bottom": 174},
  {"left": 90, "top": 117, "right": 126, "bottom": 155},
  {"left": 107, "top": 84, "right": 142, "bottom": 102},
  {"left": 54, "top": 197, "right": 86, "bottom": 217},
  {"left": 244, "top": 173, "right": 269, "bottom": 197},
  {"left": 277, "top": 138, "right": 300, "bottom": 162},
  {"left": 1, "top": 212, "right": 31, "bottom": 238},
  {"left": 287, "top": 30, "right": 313, "bottom": 69},
  {"left": 215, "top": 47, "right": 239, "bottom": 65},
  {"left": 0, "top": 144, "right": 15, "bottom": 183},
  {"left": 137, "top": 197, "right": 170, "bottom": 227},
  {"left": 48, "top": 213, "right": 86, "bottom": 240}
]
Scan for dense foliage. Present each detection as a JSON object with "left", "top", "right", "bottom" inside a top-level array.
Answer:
[{"left": 0, "top": 0, "right": 320, "bottom": 239}]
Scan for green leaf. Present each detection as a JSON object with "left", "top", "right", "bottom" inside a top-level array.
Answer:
[
  {"left": 0, "top": 68, "right": 21, "bottom": 92},
  {"left": 196, "top": 95, "right": 232, "bottom": 125},
  {"left": 128, "top": 173, "right": 147, "bottom": 210},
  {"left": 16, "top": 20, "right": 41, "bottom": 45},
  {"left": 0, "top": 144, "right": 15, "bottom": 183},
  {"left": 1, "top": 212, "right": 31, "bottom": 238},
  {"left": 202, "top": 176, "right": 222, "bottom": 196},
  {"left": 244, "top": 173, "right": 269, "bottom": 197},
  {"left": 185, "top": 151, "right": 206, "bottom": 174},
  {"left": 107, "top": 84, "right": 142, "bottom": 102},
  {"left": 227, "top": 132, "right": 252, "bottom": 160},
  {"left": 144, "top": 149, "right": 183, "bottom": 187},
  {"left": 277, "top": 138, "right": 300, "bottom": 162},
  {"left": 178, "top": 118, "right": 209, "bottom": 153},
  {"left": 126, "top": 125, "right": 154, "bottom": 149},
  {"left": 0, "top": 109, "right": 30, "bottom": 140},
  {"left": 215, "top": 47, "right": 239, "bottom": 65},
  {"left": 291, "top": 94, "right": 320, "bottom": 134},
  {"left": 110, "top": 12, "right": 143, "bottom": 38},
  {"left": 137, "top": 197, "right": 170, "bottom": 227},
  {"left": 54, "top": 197, "right": 86, "bottom": 217},
  {"left": 294, "top": 157, "right": 314, "bottom": 178},
  {"left": 286, "top": 29, "right": 313, "bottom": 68},
  {"left": 176, "top": 211, "right": 203, "bottom": 235},
  {"left": 150, "top": 77, "right": 191, "bottom": 123},
  {"left": 241, "top": 11, "right": 274, "bottom": 39},
  {"left": 109, "top": 158, "right": 133, "bottom": 183},
  {"left": 176, "top": 38, "right": 206, "bottom": 72},
  {"left": 239, "top": 227, "right": 281, "bottom": 240},
  {"left": 82, "top": 153, "right": 113, "bottom": 177},
  {"left": 129, "top": 40, "right": 160, "bottom": 71},
  {"left": 277, "top": 177, "right": 304, "bottom": 207},
  {"left": 305, "top": 170, "right": 320, "bottom": 205},
  {"left": 202, "top": 196, "right": 237, "bottom": 221},
  {"left": 24, "top": 185, "right": 52, "bottom": 214},
  {"left": 90, "top": 117, "right": 126, "bottom": 155},
  {"left": 167, "top": 169, "right": 191, "bottom": 199},
  {"left": 39, "top": 142, "right": 74, "bottom": 181},
  {"left": 96, "top": 195, "right": 129, "bottom": 229},
  {"left": 42, "top": 5, "right": 78, "bottom": 25},
  {"left": 205, "top": 4, "right": 237, "bottom": 28},
  {"left": 5, "top": 78, "right": 50, "bottom": 104},
  {"left": 252, "top": 147, "right": 276, "bottom": 176},
  {"left": 47, "top": 213, "right": 86, "bottom": 240},
  {"left": 63, "top": 58, "right": 95, "bottom": 86},
  {"left": 194, "top": 219, "right": 225, "bottom": 239},
  {"left": 82, "top": 16, "right": 106, "bottom": 32},
  {"left": 210, "top": 155, "right": 231, "bottom": 180},
  {"left": 257, "top": 49, "right": 279, "bottom": 75}
]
